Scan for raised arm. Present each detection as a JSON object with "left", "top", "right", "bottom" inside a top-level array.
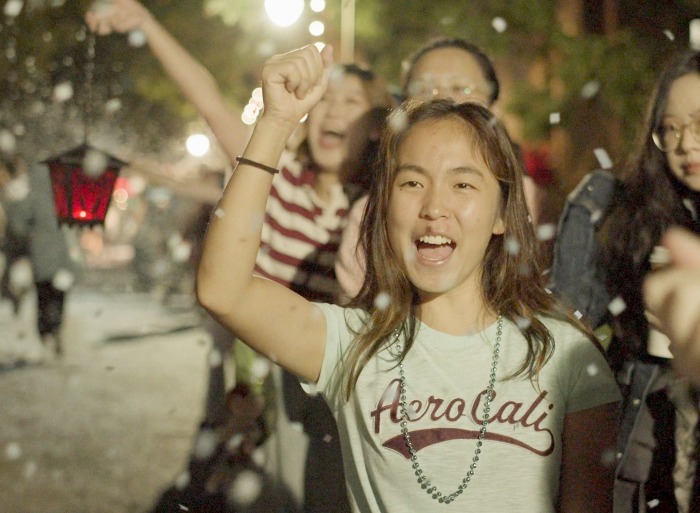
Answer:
[
  {"left": 86, "top": 0, "right": 251, "bottom": 160},
  {"left": 196, "top": 45, "right": 334, "bottom": 383}
]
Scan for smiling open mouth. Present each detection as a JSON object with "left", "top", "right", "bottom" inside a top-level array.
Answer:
[{"left": 415, "top": 235, "right": 455, "bottom": 261}]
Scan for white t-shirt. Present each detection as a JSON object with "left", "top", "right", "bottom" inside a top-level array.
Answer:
[{"left": 308, "top": 303, "right": 622, "bottom": 513}]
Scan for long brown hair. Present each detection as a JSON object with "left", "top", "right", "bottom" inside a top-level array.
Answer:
[
  {"left": 344, "top": 98, "right": 592, "bottom": 399},
  {"left": 602, "top": 50, "right": 700, "bottom": 361}
]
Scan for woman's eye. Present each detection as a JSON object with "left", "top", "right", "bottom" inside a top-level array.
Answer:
[
  {"left": 400, "top": 180, "right": 422, "bottom": 188},
  {"left": 455, "top": 182, "right": 474, "bottom": 190}
]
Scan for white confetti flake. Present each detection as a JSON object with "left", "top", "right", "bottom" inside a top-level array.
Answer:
[
  {"left": 250, "top": 357, "right": 271, "bottom": 381},
  {"left": 505, "top": 236, "right": 520, "bottom": 255},
  {"left": 226, "top": 434, "right": 244, "bottom": 453},
  {"left": 373, "top": 291, "right": 391, "bottom": 310},
  {"left": 323, "top": 433, "right": 333, "bottom": 443},
  {"left": 0, "top": 129, "right": 17, "bottom": 154},
  {"left": 663, "top": 30, "right": 675, "bottom": 41},
  {"left": 647, "top": 499, "right": 660, "bottom": 509},
  {"left": 586, "top": 363, "right": 599, "bottom": 376},
  {"left": 52, "top": 81, "right": 73, "bottom": 103},
  {"left": 5, "top": 442, "right": 22, "bottom": 461},
  {"left": 214, "top": 208, "right": 225, "bottom": 218},
  {"left": 549, "top": 112, "right": 561, "bottom": 125},
  {"left": 607, "top": 296, "right": 627, "bottom": 316},
  {"left": 4, "top": 0, "right": 23, "bottom": 17},
  {"left": 177, "top": 505, "right": 189, "bottom": 511},
  {"left": 691, "top": 18, "right": 700, "bottom": 51},
  {"left": 515, "top": 316, "right": 531, "bottom": 330},
  {"left": 593, "top": 148, "right": 613, "bottom": 169},
  {"left": 208, "top": 349, "right": 223, "bottom": 368},
  {"left": 175, "top": 471, "right": 191, "bottom": 490},
  {"left": 9, "top": 259, "right": 32, "bottom": 290},
  {"left": 227, "top": 470, "right": 263, "bottom": 508},
  {"left": 105, "top": 98, "right": 122, "bottom": 113},
  {"left": 580, "top": 80, "right": 600, "bottom": 99},
  {"left": 83, "top": 148, "right": 108, "bottom": 178},
  {"left": 128, "top": 29, "right": 147, "bottom": 47},
  {"left": 251, "top": 447, "right": 266, "bottom": 466},
  {"left": 491, "top": 17, "right": 507, "bottom": 33},
  {"left": 171, "top": 241, "right": 192, "bottom": 263},
  {"left": 52, "top": 269, "right": 75, "bottom": 291},
  {"left": 574, "top": 310, "right": 583, "bottom": 320},
  {"left": 193, "top": 429, "right": 219, "bottom": 460},
  {"left": 590, "top": 209, "right": 603, "bottom": 224},
  {"left": 13, "top": 123, "right": 25, "bottom": 136},
  {"left": 388, "top": 110, "right": 408, "bottom": 133},
  {"left": 536, "top": 224, "right": 556, "bottom": 241}
]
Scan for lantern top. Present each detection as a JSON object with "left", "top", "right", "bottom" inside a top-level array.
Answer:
[{"left": 42, "top": 143, "right": 128, "bottom": 169}]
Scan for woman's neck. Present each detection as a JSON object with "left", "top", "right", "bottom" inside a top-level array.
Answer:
[
  {"left": 418, "top": 289, "right": 497, "bottom": 336},
  {"left": 313, "top": 168, "right": 341, "bottom": 203}
]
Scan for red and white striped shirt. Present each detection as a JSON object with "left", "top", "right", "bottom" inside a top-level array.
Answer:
[{"left": 255, "top": 151, "right": 350, "bottom": 303}]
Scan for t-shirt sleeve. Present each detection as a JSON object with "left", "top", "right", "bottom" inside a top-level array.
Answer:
[
  {"left": 556, "top": 326, "right": 622, "bottom": 413},
  {"left": 299, "top": 302, "right": 359, "bottom": 411}
]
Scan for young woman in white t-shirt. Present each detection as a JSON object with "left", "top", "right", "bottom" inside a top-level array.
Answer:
[{"left": 196, "top": 44, "right": 621, "bottom": 512}]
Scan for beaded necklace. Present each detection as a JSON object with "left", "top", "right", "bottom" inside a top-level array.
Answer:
[{"left": 394, "top": 315, "right": 503, "bottom": 505}]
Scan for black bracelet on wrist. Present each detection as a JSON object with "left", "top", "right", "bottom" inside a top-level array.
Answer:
[{"left": 235, "top": 156, "right": 279, "bottom": 175}]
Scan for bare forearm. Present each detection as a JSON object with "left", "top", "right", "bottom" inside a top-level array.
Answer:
[
  {"left": 196, "top": 116, "right": 295, "bottom": 315},
  {"left": 138, "top": 15, "right": 251, "bottom": 159}
]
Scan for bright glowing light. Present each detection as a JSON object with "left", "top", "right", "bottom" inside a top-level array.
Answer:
[
  {"left": 265, "top": 0, "right": 304, "bottom": 27},
  {"left": 309, "top": 21, "right": 325, "bottom": 36},
  {"left": 309, "top": 0, "right": 326, "bottom": 12},
  {"left": 186, "top": 133, "right": 211, "bottom": 157}
]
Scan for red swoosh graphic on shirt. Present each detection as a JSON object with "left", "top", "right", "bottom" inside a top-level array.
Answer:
[{"left": 382, "top": 428, "right": 554, "bottom": 459}]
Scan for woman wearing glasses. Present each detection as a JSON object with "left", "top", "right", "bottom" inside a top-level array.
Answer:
[{"left": 601, "top": 50, "right": 700, "bottom": 512}]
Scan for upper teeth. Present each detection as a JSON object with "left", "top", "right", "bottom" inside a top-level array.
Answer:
[{"left": 419, "top": 235, "right": 452, "bottom": 245}]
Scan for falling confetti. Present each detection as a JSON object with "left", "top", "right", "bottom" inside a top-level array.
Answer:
[
  {"left": 580, "top": 80, "right": 600, "bottom": 99},
  {"left": 515, "top": 316, "right": 531, "bottom": 330},
  {"left": 374, "top": 291, "right": 391, "bottom": 310},
  {"left": 647, "top": 499, "right": 660, "bottom": 509},
  {"left": 105, "top": 98, "right": 122, "bottom": 113},
  {"left": 177, "top": 505, "right": 189, "bottom": 511},
  {"left": 549, "top": 112, "right": 561, "bottom": 125},
  {"left": 586, "top": 363, "right": 599, "bottom": 376},
  {"left": 214, "top": 208, "right": 225, "bottom": 218},
  {"left": 208, "top": 349, "right": 223, "bottom": 368},
  {"left": 663, "top": 30, "right": 675, "bottom": 41},
  {"left": 574, "top": 310, "right": 583, "bottom": 320},
  {"left": 193, "top": 429, "right": 219, "bottom": 460},
  {"left": 0, "top": 129, "right": 17, "bottom": 154},
  {"left": 5, "top": 442, "right": 22, "bottom": 461},
  {"left": 83, "top": 148, "right": 108, "bottom": 178},
  {"left": 52, "top": 81, "right": 74, "bottom": 103},
  {"left": 175, "top": 472, "right": 191, "bottom": 490},
  {"left": 589, "top": 209, "right": 603, "bottom": 224},
  {"left": 607, "top": 296, "right": 627, "bottom": 316},
  {"left": 536, "top": 224, "right": 556, "bottom": 241},
  {"left": 128, "top": 29, "right": 147, "bottom": 47},
  {"left": 250, "top": 358, "right": 271, "bottom": 381},
  {"left": 52, "top": 269, "right": 75, "bottom": 291},
  {"left": 388, "top": 110, "right": 408, "bottom": 133},
  {"left": 691, "top": 18, "right": 700, "bottom": 51},
  {"left": 323, "top": 434, "right": 333, "bottom": 443},
  {"left": 4, "top": 0, "right": 23, "bottom": 17},
  {"left": 593, "top": 148, "right": 613, "bottom": 169},
  {"left": 505, "top": 236, "right": 520, "bottom": 255},
  {"left": 491, "top": 17, "right": 507, "bottom": 33},
  {"left": 227, "top": 470, "right": 263, "bottom": 508}
]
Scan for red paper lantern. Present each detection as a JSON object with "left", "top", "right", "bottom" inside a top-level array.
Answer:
[{"left": 44, "top": 144, "right": 128, "bottom": 227}]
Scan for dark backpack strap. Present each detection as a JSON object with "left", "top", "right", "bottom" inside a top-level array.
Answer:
[{"left": 549, "top": 169, "right": 620, "bottom": 328}]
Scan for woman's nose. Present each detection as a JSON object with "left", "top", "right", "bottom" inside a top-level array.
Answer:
[{"left": 419, "top": 188, "right": 449, "bottom": 219}]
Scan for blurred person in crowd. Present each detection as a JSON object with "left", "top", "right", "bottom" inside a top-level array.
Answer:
[
  {"left": 335, "top": 37, "right": 546, "bottom": 301},
  {"left": 87, "top": 1, "right": 392, "bottom": 511},
  {"left": 4, "top": 155, "right": 72, "bottom": 355},
  {"left": 552, "top": 49, "right": 700, "bottom": 512}
]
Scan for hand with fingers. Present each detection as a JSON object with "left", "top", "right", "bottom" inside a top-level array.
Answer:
[
  {"left": 85, "top": 0, "right": 151, "bottom": 35},
  {"left": 259, "top": 44, "right": 334, "bottom": 131},
  {"left": 644, "top": 227, "right": 700, "bottom": 384}
]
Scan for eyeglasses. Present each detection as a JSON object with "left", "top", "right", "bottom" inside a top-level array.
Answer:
[
  {"left": 406, "top": 80, "right": 490, "bottom": 103},
  {"left": 652, "top": 116, "right": 700, "bottom": 152}
]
